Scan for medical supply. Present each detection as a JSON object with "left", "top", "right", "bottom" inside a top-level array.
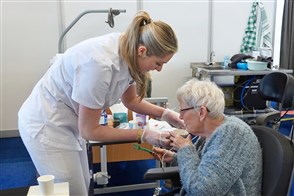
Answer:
[
  {"left": 109, "top": 101, "right": 128, "bottom": 119},
  {"left": 136, "top": 128, "right": 143, "bottom": 143},
  {"left": 133, "top": 143, "right": 153, "bottom": 154},
  {"left": 148, "top": 118, "right": 173, "bottom": 131},
  {"left": 99, "top": 110, "right": 107, "bottom": 125},
  {"left": 223, "top": 55, "right": 230, "bottom": 68},
  {"left": 133, "top": 112, "right": 148, "bottom": 129},
  {"left": 107, "top": 115, "right": 114, "bottom": 126},
  {"left": 113, "top": 112, "right": 128, "bottom": 123},
  {"left": 113, "top": 119, "right": 120, "bottom": 128},
  {"left": 128, "top": 120, "right": 134, "bottom": 129}
]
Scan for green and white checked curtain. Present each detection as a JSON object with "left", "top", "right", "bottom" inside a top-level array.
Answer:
[{"left": 240, "top": 2, "right": 272, "bottom": 54}]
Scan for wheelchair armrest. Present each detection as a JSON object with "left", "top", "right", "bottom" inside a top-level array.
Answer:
[
  {"left": 256, "top": 111, "right": 280, "bottom": 126},
  {"left": 144, "top": 166, "right": 180, "bottom": 180}
]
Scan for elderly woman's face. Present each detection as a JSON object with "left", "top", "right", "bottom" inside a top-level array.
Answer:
[{"left": 179, "top": 100, "right": 202, "bottom": 135}]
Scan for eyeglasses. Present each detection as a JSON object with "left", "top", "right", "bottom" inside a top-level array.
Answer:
[
  {"left": 179, "top": 106, "right": 196, "bottom": 113},
  {"left": 179, "top": 106, "right": 199, "bottom": 115},
  {"left": 179, "top": 105, "right": 210, "bottom": 115}
]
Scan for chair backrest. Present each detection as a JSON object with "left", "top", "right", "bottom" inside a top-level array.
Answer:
[
  {"left": 257, "top": 72, "right": 294, "bottom": 109},
  {"left": 251, "top": 125, "right": 294, "bottom": 196}
]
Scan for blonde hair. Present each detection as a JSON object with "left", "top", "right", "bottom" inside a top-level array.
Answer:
[
  {"left": 176, "top": 79, "right": 225, "bottom": 119},
  {"left": 119, "top": 11, "right": 178, "bottom": 100}
]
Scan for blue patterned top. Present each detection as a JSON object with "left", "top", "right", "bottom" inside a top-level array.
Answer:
[{"left": 175, "top": 116, "right": 262, "bottom": 196}]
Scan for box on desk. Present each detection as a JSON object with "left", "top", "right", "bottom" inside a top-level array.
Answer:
[{"left": 233, "top": 76, "right": 266, "bottom": 110}]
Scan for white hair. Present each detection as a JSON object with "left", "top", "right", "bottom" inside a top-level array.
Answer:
[{"left": 176, "top": 79, "right": 225, "bottom": 118}]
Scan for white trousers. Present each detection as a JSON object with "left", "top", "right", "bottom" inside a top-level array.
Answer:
[{"left": 19, "top": 128, "right": 90, "bottom": 196}]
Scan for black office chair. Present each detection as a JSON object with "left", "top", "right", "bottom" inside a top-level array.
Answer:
[
  {"left": 251, "top": 125, "right": 294, "bottom": 196},
  {"left": 256, "top": 72, "right": 294, "bottom": 129},
  {"left": 144, "top": 126, "right": 294, "bottom": 196},
  {"left": 144, "top": 166, "right": 180, "bottom": 196}
]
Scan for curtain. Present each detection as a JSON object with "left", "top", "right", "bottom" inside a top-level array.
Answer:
[{"left": 280, "top": 0, "right": 294, "bottom": 72}]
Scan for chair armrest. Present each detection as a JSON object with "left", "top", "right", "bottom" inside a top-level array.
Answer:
[
  {"left": 144, "top": 166, "right": 180, "bottom": 180},
  {"left": 256, "top": 111, "right": 280, "bottom": 126}
]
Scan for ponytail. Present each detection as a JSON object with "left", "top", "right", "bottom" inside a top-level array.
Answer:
[{"left": 119, "top": 11, "right": 177, "bottom": 100}]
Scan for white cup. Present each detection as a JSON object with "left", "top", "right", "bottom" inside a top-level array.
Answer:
[{"left": 37, "top": 175, "right": 55, "bottom": 195}]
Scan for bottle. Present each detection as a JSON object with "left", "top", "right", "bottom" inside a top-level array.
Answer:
[
  {"left": 107, "top": 115, "right": 114, "bottom": 127},
  {"left": 99, "top": 110, "right": 108, "bottom": 125},
  {"left": 223, "top": 55, "right": 230, "bottom": 68}
]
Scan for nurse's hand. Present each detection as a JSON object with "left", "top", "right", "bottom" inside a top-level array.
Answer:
[
  {"left": 161, "top": 108, "right": 185, "bottom": 129},
  {"left": 141, "top": 128, "right": 171, "bottom": 148}
]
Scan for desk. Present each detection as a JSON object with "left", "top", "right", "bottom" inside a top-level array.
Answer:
[
  {"left": 87, "top": 97, "right": 168, "bottom": 195},
  {"left": 91, "top": 141, "right": 153, "bottom": 163},
  {"left": 191, "top": 63, "right": 293, "bottom": 77},
  {"left": 190, "top": 62, "right": 293, "bottom": 118}
]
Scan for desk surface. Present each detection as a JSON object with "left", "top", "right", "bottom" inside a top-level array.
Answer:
[
  {"left": 190, "top": 63, "right": 293, "bottom": 76},
  {"left": 89, "top": 139, "right": 138, "bottom": 146}
]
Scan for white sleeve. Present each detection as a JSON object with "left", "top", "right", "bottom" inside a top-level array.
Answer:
[{"left": 72, "top": 59, "right": 113, "bottom": 109}]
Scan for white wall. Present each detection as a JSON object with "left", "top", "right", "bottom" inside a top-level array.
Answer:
[
  {"left": 1, "top": 0, "right": 277, "bottom": 131},
  {"left": 273, "top": 0, "right": 284, "bottom": 66},
  {"left": 143, "top": 1, "right": 209, "bottom": 109},
  {"left": 1, "top": 2, "right": 60, "bottom": 131},
  {"left": 213, "top": 1, "right": 275, "bottom": 60},
  {"left": 146, "top": 0, "right": 276, "bottom": 110},
  {"left": 60, "top": 1, "right": 137, "bottom": 50}
]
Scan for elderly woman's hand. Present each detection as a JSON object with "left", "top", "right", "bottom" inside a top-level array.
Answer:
[
  {"left": 170, "top": 132, "right": 193, "bottom": 151},
  {"left": 152, "top": 146, "right": 175, "bottom": 163}
]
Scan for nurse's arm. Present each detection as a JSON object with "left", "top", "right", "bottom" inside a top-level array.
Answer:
[
  {"left": 121, "top": 85, "right": 165, "bottom": 118},
  {"left": 78, "top": 104, "right": 138, "bottom": 142}
]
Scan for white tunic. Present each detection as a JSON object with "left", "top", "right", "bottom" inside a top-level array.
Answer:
[{"left": 18, "top": 32, "right": 134, "bottom": 150}]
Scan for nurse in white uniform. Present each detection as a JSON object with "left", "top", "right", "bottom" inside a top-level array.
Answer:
[{"left": 18, "top": 11, "right": 183, "bottom": 195}]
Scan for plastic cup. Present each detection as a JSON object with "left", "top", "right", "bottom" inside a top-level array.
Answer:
[{"left": 37, "top": 175, "right": 55, "bottom": 195}]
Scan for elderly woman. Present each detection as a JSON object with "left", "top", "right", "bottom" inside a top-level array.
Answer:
[{"left": 153, "top": 79, "right": 262, "bottom": 196}]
